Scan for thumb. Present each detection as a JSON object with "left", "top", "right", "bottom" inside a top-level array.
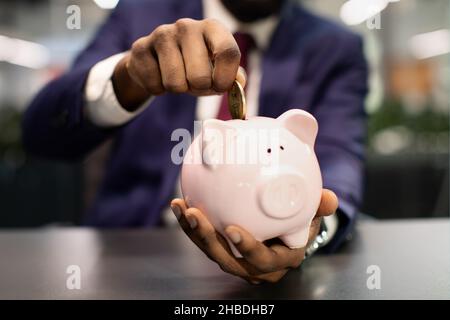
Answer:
[
  {"left": 316, "top": 189, "right": 339, "bottom": 217},
  {"left": 235, "top": 66, "right": 247, "bottom": 89}
]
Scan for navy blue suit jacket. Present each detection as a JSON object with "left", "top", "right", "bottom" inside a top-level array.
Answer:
[{"left": 23, "top": 0, "right": 368, "bottom": 251}]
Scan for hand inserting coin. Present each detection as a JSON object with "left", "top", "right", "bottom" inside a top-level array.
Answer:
[{"left": 228, "top": 66, "right": 247, "bottom": 120}]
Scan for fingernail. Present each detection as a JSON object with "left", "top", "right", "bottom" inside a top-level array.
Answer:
[
  {"left": 171, "top": 205, "right": 181, "bottom": 220},
  {"left": 186, "top": 215, "right": 197, "bottom": 229},
  {"left": 227, "top": 230, "right": 241, "bottom": 244},
  {"left": 240, "top": 66, "right": 247, "bottom": 81}
]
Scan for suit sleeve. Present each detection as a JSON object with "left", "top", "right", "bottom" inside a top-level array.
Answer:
[
  {"left": 22, "top": 2, "right": 131, "bottom": 161},
  {"left": 313, "top": 34, "right": 369, "bottom": 252}
]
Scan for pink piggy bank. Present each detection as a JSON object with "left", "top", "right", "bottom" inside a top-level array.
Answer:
[{"left": 181, "top": 109, "right": 322, "bottom": 257}]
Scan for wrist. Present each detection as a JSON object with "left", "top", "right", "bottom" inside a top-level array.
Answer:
[
  {"left": 305, "top": 214, "right": 339, "bottom": 258},
  {"left": 112, "top": 54, "right": 151, "bottom": 112}
]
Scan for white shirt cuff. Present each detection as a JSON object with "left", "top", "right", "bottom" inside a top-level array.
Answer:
[{"left": 84, "top": 52, "right": 153, "bottom": 128}]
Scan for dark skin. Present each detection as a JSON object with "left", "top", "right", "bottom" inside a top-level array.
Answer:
[
  {"left": 110, "top": 0, "right": 339, "bottom": 283},
  {"left": 112, "top": 0, "right": 285, "bottom": 111},
  {"left": 171, "top": 190, "right": 338, "bottom": 284}
]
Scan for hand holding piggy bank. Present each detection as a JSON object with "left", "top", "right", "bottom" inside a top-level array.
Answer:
[{"left": 181, "top": 109, "right": 323, "bottom": 257}]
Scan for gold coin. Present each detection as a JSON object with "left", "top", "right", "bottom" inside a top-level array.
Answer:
[{"left": 227, "top": 80, "right": 246, "bottom": 120}]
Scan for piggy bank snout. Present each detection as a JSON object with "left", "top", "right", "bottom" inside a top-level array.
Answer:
[{"left": 258, "top": 173, "right": 306, "bottom": 220}]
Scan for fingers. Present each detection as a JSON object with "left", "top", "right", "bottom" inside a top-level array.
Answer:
[
  {"left": 236, "top": 66, "right": 247, "bottom": 89},
  {"left": 151, "top": 24, "right": 188, "bottom": 93},
  {"left": 171, "top": 199, "right": 224, "bottom": 258},
  {"left": 170, "top": 198, "right": 187, "bottom": 220},
  {"left": 170, "top": 199, "right": 302, "bottom": 283},
  {"left": 317, "top": 189, "right": 339, "bottom": 217},
  {"left": 128, "top": 37, "right": 164, "bottom": 95},
  {"left": 225, "top": 225, "right": 305, "bottom": 273},
  {"left": 128, "top": 18, "right": 242, "bottom": 97},
  {"left": 247, "top": 269, "right": 289, "bottom": 284},
  {"left": 307, "top": 216, "right": 322, "bottom": 245},
  {"left": 170, "top": 199, "right": 251, "bottom": 277},
  {"left": 184, "top": 207, "right": 228, "bottom": 259},
  {"left": 177, "top": 19, "right": 212, "bottom": 92},
  {"left": 203, "top": 19, "right": 241, "bottom": 92}
]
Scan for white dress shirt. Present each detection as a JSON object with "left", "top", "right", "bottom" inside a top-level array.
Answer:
[{"left": 83, "top": 0, "right": 338, "bottom": 240}]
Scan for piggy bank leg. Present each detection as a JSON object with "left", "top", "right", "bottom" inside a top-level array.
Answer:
[
  {"left": 225, "top": 236, "right": 243, "bottom": 258},
  {"left": 280, "top": 227, "right": 310, "bottom": 249}
]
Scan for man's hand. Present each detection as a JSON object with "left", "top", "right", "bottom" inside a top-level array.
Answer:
[
  {"left": 170, "top": 189, "right": 339, "bottom": 284},
  {"left": 112, "top": 18, "right": 246, "bottom": 111}
]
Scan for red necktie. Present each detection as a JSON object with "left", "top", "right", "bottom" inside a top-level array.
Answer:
[{"left": 216, "top": 32, "right": 256, "bottom": 120}]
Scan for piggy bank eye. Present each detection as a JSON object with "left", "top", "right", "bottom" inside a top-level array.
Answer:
[
  {"left": 280, "top": 145, "right": 284, "bottom": 150},
  {"left": 267, "top": 148, "right": 272, "bottom": 154}
]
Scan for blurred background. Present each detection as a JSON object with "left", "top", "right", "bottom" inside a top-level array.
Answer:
[{"left": 0, "top": 0, "right": 448, "bottom": 227}]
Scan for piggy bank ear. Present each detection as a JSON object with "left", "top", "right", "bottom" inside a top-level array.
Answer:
[
  {"left": 277, "top": 109, "right": 318, "bottom": 147},
  {"left": 201, "top": 119, "right": 232, "bottom": 169}
]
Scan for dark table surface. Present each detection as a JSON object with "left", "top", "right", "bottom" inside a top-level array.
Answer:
[{"left": 0, "top": 219, "right": 448, "bottom": 299}]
